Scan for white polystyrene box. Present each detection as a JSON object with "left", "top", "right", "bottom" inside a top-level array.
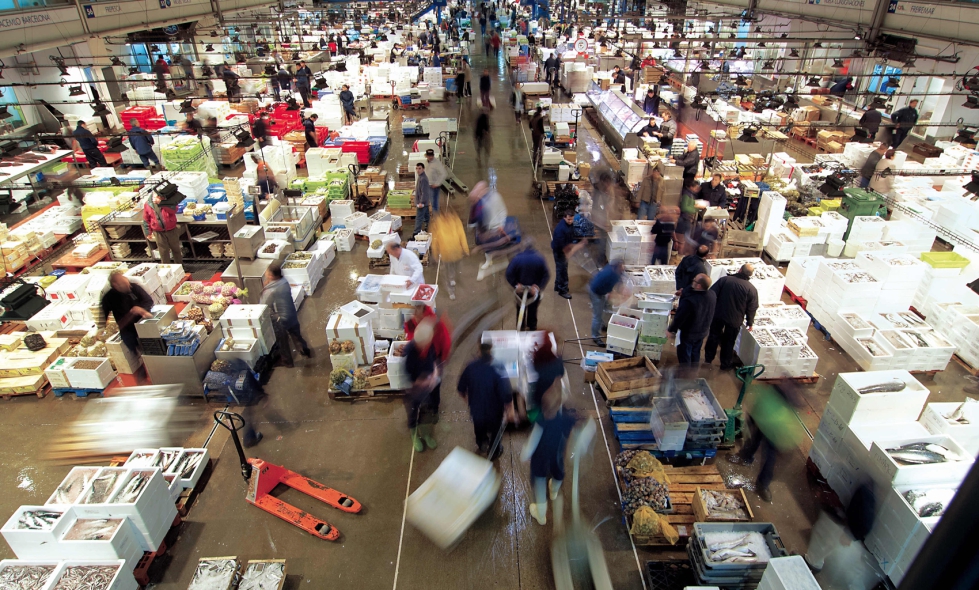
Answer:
[
  {"left": 57, "top": 515, "right": 143, "bottom": 572},
  {"left": 919, "top": 402, "right": 979, "bottom": 456},
  {"left": 869, "top": 435, "right": 973, "bottom": 486},
  {"left": 826, "top": 371, "right": 929, "bottom": 426},
  {"left": 1, "top": 506, "right": 76, "bottom": 559}
]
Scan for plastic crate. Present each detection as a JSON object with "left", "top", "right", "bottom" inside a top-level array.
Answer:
[
  {"left": 645, "top": 560, "right": 697, "bottom": 590},
  {"left": 674, "top": 379, "right": 727, "bottom": 429},
  {"left": 920, "top": 252, "right": 970, "bottom": 269},
  {"left": 688, "top": 542, "right": 766, "bottom": 586},
  {"left": 691, "top": 522, "right": 787, "bottom": 571}
]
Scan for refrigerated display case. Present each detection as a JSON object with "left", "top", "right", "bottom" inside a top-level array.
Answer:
[{"left": 586, "top": 84, "right": 648, "bottom": 155}]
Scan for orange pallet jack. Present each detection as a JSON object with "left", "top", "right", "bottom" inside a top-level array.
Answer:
[{"left": 215, "top": 411, "right": 361, "bottom": 541}]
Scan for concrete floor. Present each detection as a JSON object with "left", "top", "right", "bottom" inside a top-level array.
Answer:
[{"left": 1, "top": 46, "right": 976, "bottom": 590}]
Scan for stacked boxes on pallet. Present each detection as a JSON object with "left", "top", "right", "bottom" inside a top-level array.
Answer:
[
  {"left": 675, "top": 379, "right": 726, "bottom": 450},
  {"left": 687, "top": 522, "right": 788, "bottom": 588},
  {"left": 219, "top": 305, "right": 276, "bottom": 357}
]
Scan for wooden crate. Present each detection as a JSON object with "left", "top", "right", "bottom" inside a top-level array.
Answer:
[
  {"left": 596, "top": 357, "right": 662, "bottom": 401},
  {"left": 627, "top": 465, "right": 728, "bottom": 546},
  {"left": 189, "top": 557, "right": 239, "bottom": 590},
  {"left": 691, "top": 486, "right": 754, "bottom": 522},
  {"left": 242, "top": 560, "right": 286, "bottom": 590}
]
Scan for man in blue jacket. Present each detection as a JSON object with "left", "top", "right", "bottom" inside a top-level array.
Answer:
[
  {"left": 587, "top": 259, "right": 624, "bottom": 346},
  {"left": 506, "top": 240, "right": 550, "bottom": 331},
  {"left": 890, "top": 99, "right": 919, "bottom": 148},
  {"left": 127, "top": 119, "right": 160, "bottom": 171},
  {"left": 295, "top": 60, "right": 313, "bottom": 108},
  {"left": 73, "top": 121, "right": 108, "bottom": 168},
  {"left": 457, "top": 342, "right": 514, "bottom": 458}
]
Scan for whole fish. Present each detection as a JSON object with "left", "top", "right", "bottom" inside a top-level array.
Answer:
[
  {"left": 886, "top": 444, "right": 949, "bottom": 465},
  {"left": 945, "top": 402, "right": 970, "bottom": 425},
  {"left": 707, "top": 534, "right": 751, "bottom": 552},
  {"left": 919, "top": 502, "right": 944, "bottom": 517},
  {"left": 711, "top": 547, "right": 757, "bottom": 562},
  {"left": 858, "top": 380, "right": 907, "bottom": 394}
]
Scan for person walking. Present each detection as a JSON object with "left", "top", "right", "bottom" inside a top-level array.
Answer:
[
  {"left": 458, "top": 342, "right": 515, "bottom": 458},
  {"left": 869, "top": 148, "right": 897, "bottom": 195},
  {"left": 455, "top": 67, "right": 466, "bottom": 104},
  {"left": 512, "top": 82, "right": 524, "bottom": 122},
  {"left": 277, "top": 66, "right": 292, "bottom": 100},
  {"left": 429, "top": 208, "right": 469, "bottom": 300},
  {"left": 413, "top": 163, "right": 431, "bottom": 237},
  {"left": 295, "top": 60, "right": 314, "bottom": 108},
  {"left": 153, "top": 55, "right": 169, "bottom": 91},
  {"left": 491, "top": 30, "right": 502, "bottom": 57},
  {"left": 705, "top": 263, "right": 759, "bottom": 370},
  {"left": 142, "top": 187, "right": 183, "bottom": 264},
  {"left": 303, "top": 113, "right": 319, "bottom": 150},
  {"left": 127, "top": 119, "right": 160, "bottom": 171},
  {"left": 462, "top": 58, "right": 473, "bottom": 96},
  {"left": 424, "top": 149, "right": 448, "bottom": 212},
  {"left": 551, "top": 210, "right": 583, "bottom": 300},
  {"left": 474, "top": 107, "right": 492, "bottom": 166},
  {"left": 221, "top": 66, "right": 240, "bottom": 103},
  {"left": 858, "top": 143, "right": 887, "bottom": 188},
  {"left": 890, "top": 99, "right": 919, "bottom": 148},
  {"left": 858, "top": 103, "right": 882, "bottom": 140},
  {"left": 636, "top": 166, "right": 662, "bottom": 220},
  {"left": 101, "top": 271, "right": 153, "bottom": 353},
  {"left": 530, "top": 109, "right": 545, "bottom": 169},
  {"left": 675, "top": 244, "right": 709, "bottom": 294},
  {"left": 480, "top": 68, "right": 492, "bottom": 108},
  {"left": 73, "top": 121, "right": 108, "bottom": 168},
  {"left": 505, "top": 240, "right": 550, "bottom": 331},
  {"left": 650, "top": 207, "right": 676, "bottom": 265},
  {"left": 479, "top": 13, "right": 487, "bottom": 36},
  {"left": 587, "top": 259, "right": 624, "bottom": 346},
  {"left": 642, "top": 88, "right": 659, "bottom": 115},
  {"left": 544, "top": 53, "right": 557, "bottom": 84},
  {"left": 523, "top": 381, "right": 578, "bottom": 525},
  {"left": 385, "top": 241, "right": 425, "bottom": 287},
  {"left": 339, "top": 84, "right": 357, "bottom": 125},
  {"left": 260, "top": 263, "right": 311, "bottom": 367},
  {"left": 404, "top": 318, "right": 442, "bottom": 452},
  {"left": 668, "top": 273, "right": 715, "bottom": 364}
]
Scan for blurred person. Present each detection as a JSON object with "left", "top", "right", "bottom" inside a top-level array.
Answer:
[
  {"left": 414, "top": 163, "right": 431, "bottom": 237},
  {"left": 544, "top": 53, "right": 558, "bottom": 84},
  {"left": 153, "top": 55, "right": 169, "bottom": 90},
  {"left": 404, "top": 318, "right": 442, "bottom": 452},
  {"left": 869, "top": 148, "right": 897, "bottom": 195},
  {"left": 457, "top": 342, "right": 515, "bottom": 458},
  {"left": 655, "top": 109, "right": 676, "bottom": 149},
  {"left": 642, "top": 88, "right": 659, "bottom": 115},
  {"left": 858, "top": 103, "right": 882, "bottom": 139},
  {"left": 530, "top": 108, "right": 545, "bottom": 169},
  {"left": 829, "top": 76, "right": 853, "bottom": 98},
  {"left": 429, "top": 208, "right": 469, "bottom": 300},
  {"left": 675, "top": 140, "right": 700, "bottom": 181},
  {"left": 676, "top": 177, "right": 701, "bottom": 240},
  {"left": 479, "top": 12, "right": 487, "bottom": 35},
  {"left": 462, "top": 58, "right": 473, "bottom": 96},
  {"left": 127, "top": 119, "right": 160, "bottom": 171},
  {"left": 692, "top": 218, "right": 721, "bottom": 253},
  {"left": 424, "top": 149, "right": 448, "bottom": 212},
  {"left": 277, "top": 66, "right": 293, "bottom": 97},
  {"left": 101, "top": 271, "right": 153, "bottom": 353},
  {"left": 890, "top": 99, "right": 918, "bottom": 148},
  {"left": 675, "top": 244, "right": 709, "bottom": 294},
  {"left": 204, "top": 117, "right": 221, "bottom": 146},
  {"left": 255, "top": 162, "right": 278, "bottom": 205},
  {"left": 270, "top": 66, "right": 282, "bottom": 101},
  {"left": 386, "top": 241, "right": 425, "bottom": 287},
  {"left": 587, "top": 259, "right": 624, "bottom": 346},
  {"left": 261, "top": 263, "right": 311, "bottom": 367},
  {"left": 858, "top": 143, "right": 887, "bottom": 189},
  {"left": 339, "top": 84, "right": 357, "bottom": 125},
  {"left": 700, "top": 173, "right": 727, "bottom": 208},
  {"left": 491, "top": 30, "right": 502, "bottom": 57},
  {"left": 455, "top": 67, "right": 467, "bottom": 103},
  {"left": 73, "top": 121, "right": 108, "bottom": 168},
  {"left": 221, "top": 65, "right": 240, "bottom": 102},
  {"left": 404, "top": 304, "right": 452, "bottom": 365},
  {"left": 728, "top": 383, "right": 804, "bottom": 502},
  {"left": 480, "top": 68, "right": 492, "bottom": 108},
  {"left": 636, "top": 166, "right": 662, "bottom": 220},
  {"left": 142, "top": 186, "right": 183, "bottom": 264},
  {"left": 474, "top": 107, "right": 492, "bottom": 166},
  {"left": 506, "top": 239, "right": 550, "bottom": 331},
  {"left": 468, "top": 181, "right": 509, "bottom": 248},
  {"left": 295, "top": 60, "right": 314, "bottom": 108},
  {"left": 251, "top": 114, "right": 269, "bottom": 147},
  {"left": 512, "top": 82, "right": 524, "bottom": 122},
  {"left": 588, "top": 165, "right": 626, "bottom": 264},
  {"left": 179, "top": 54, "right": 195, "bottom": 89},
  {"left": 303, "top": 113, "right": 319, "bottom": 150},
  {"left": 551, "top": 210, "right": 584, "bottom": 300},
  {"left": 530, "top": 331, "right": 564, "bottom": 416},
  {"left": 650, "top": 207, "right": 676, "bottom": 265},
  {"left": 705, "top": 263, "right": 759, "bottom": 370},
  {"left": 668, "top": 273, "right": 715, "bottom": 364},
  {"left": 523, "top": 377, "right": 578, "bottom": 525}
]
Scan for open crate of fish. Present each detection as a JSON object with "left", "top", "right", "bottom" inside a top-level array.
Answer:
[
  {"left": 57, "top": 516, "right": 143, "bottom": 572},
  {"left": 48, "top": 559, "right": 137, "bottom": 590},
  {"left": 188, "top": 556, "right": 240, "bottom": 590},
  {"left": 165, "top": 448, "right": 209, "bottom": 490},
  {"left": 2, "top": 506, "right": 76, "bottom": 559},
  {"left": 869, "top": 435, "right": 973, "bottom": 486},
  {"left": 0, "top": 559, "right": 63, "bottom": 590},
  {"left": 75, "top": 468, "right": 130, "bottom": 507},
  {"left": 691, "top": 522, "right": 787, "bottom": 572},
  {"left": 673, "top": 379, "right": 727, "bottom": 430},
  {"left": 687, "top": 543, "right": 767, "bottom": 587},
  {"left": 692, "top": 487, "right": 754, "bottom": 522},
  {"left": 45, "top": 468, "right": 102, "bottom": 508},
  {"left": 239, "top": 559, "right": 286, "bottom": 590}
]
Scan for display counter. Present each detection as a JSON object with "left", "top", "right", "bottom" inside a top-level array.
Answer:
[
  {"left": 142, "top": 326, "right": 223, "bottom": 397},
  {"left": 585, "top": 85, "right": 647, "bottom": 155}
]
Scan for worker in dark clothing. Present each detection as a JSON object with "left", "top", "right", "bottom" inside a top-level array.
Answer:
[
  {"left": 339, "top": 84, "right": 356, "bottom": 125},
  {"left": 260, "top": 263, "right": 311, "bottom": 368},
  {"left": 277, "top": 67, "right": 293, "bottom": 97},
  {"left": 184, "top": 112, "right": 203, "bottom": 136},
  {"left": 668, "top": 273, "right": 716, "bottom": 364},
  {"left": 251, "top": 115, "right": 270, "bottom": 148},
  {"left": 858, "top": 104, "right": 882, "bottom": 140},
  {"left": 637, "top": 116, "right": 659, "bottom": 139},
  {"left": 650, "top": 207, "right": 676, "bottom": 265},
  {"left": 480, "top": 68, "right": 492, "bottom": 108},
  {"left": 474, "top": 107, "right": 492, "bottom": 166},
  {"left": 611, "top": 65, "right": 626, "bottom": 92},
  {"left": 404, "top": 318, "right": 442, "bottom": 452},
  {"left": 587, "top": 259, "right": 624, "bottom": 346},
  {"left": 859, "top": 143, "right": 888, "bottom": 188},
  {"left": 655, "top": 110, "right": 676, "bottom": 149},
  {"left": 458, "top": 342, "right": 514, "bottom": 458},
  {"left": 295, "top": 60, "right": 313, "bottom": 108},
  {"left": 642, "top": 88, "right": 659, "bottom": 115},
  {"left": 525, "top": 378, "right": 578, "bottom": 526},
  {"left": 127, "top": 119, "right": 160, "bottom": 170},
  {"left": 675, "top": 244, "right": 709, "bottom": 294},
  {"left": 890, "top": 99, "right": 919, "bottom": 148},
  {"left": 674, "top": 141, "right": 700, "bottom": 181},
  {"left": 101, "top": 271, "right": 154, "bottom": 353},
  {"left": 551, "top": 210, "right": 583, "bottom": 299},
  {"left": 829, "top": 77, "right": 853, "bottom": 98},
  {"left": 505, "top": 241, "right": 550, "bottom": 331},
  {"left": 700, "top": 173, "right": 727, "bottom": 208},
  {"left": 544, "top": 54, "right": 557, "bottom": 84},
  {"left": 73, "top": 121, "right": 108, "bottom": 168},
  {"left": 705, "top": 263, "right": 759, "bottom": 370},
  {"left": 530, "top": 110, "right": 546, "bottom": 169},
  {"left": 303, "top": 113, "right": 319, "bottom": 150},
  {"left": 221, "top": 66, "right": 240, "bottom": 103}
]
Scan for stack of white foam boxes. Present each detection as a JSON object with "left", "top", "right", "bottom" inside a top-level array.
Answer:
[
  {"left": 783, "top": 255, "right": 823, "bottom": 299},
  {"left": 325, "top": 310, "right": 375, "bottom": 367},
  {"left": 843, "top": 215, "right": 886, "bottom": 257},
  {"left": 855, "top": 252, "right": 928, "bottom": 313},
  {"left": 219, "top": 304, "right": 275, "bottom": 358},
  {"left": 607, "top": 220, "right": 643, "bottom": 265},
  {"left": 353, "top": 273, "right": 429, "bottom": 341},
  {"left": 386, "top": 341, "right": 411, "bottom": 390},
  {"left": 926, "top": 303, "right": 979, "bottom": 369},
  {"left": 806, "top": 260, "right": 882, "bottom": 362},
  {"left": 642, "top": 266, "right": 676, "bottom": 294},
  {"left": 735, "top": 325, "right": 816, "bottom": 378},
  {"left": 633, "top": 220, "right": 657, "bottom": 263},
  {"left": 758, "top": 556, "right": 820, "bottom": 590},
  {"left": 605, "top": 313, "right": 640, "bottom": 356},
  {"left": 913, "top": 258, "right": 979, "bottom": 320},
  {"left": 809, "top": 371, "right": 976, "bottom": 586},
  {"left": 635, "top": 293, "right": 673, "bottom": 361},
  {"left": 834, "top": 309, "right": 956, "bottom": 372},
  {"left": 705, "top": 258, "right": 785, "bottom": 304},
  {"left": 880, "top": 219, "right": 938, "bottom": 256}
]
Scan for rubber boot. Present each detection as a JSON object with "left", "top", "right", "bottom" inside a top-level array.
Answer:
[
  {"left": 549, "top": 479, "right": 562, "bottom": 500},
  {"left": 529, "top": 501, "right": 547, "bottom": 525},
  {"left": 410, "top": 427, "right": 424, "bottom": 452},
  {"left": 419, "top": 423, "right": 437, "bottom": 450}
]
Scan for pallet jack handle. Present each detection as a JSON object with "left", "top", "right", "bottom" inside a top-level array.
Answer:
[
  {"left": 734, "top": 364, "right": 766, "bottom": 409},
  {"left": 214, "top": 411, "right": 251, "bottom": 482}
]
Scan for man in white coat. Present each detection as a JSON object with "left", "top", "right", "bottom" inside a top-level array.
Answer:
[{"left": 386, "top": 241, "right": 425, "bottom": 287}]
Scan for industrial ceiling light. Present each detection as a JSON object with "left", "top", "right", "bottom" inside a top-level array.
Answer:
[
  {"left": 964, "top": 171, "right": 979, "bottom": 196},
  {"left": 211, "top": 30, "right": 219, "bottom": 38},
  {"left": 832, "top": 58, "right": 845, "bottom": 68},
  {"left": 762, "top": 59, "right": 775, "bottom": 70},
  {"left": 59, "top": 77, "right": 68, "bottom": 87},
  {"left": 653, "top": 41, "right": 661, "bottom": 49},
  {"left": 851, "top": 49, "right": 863, "bottom": 58},
  {"left": 963, "top": 95, "right": 979, "bottom": 109},
  {"left": 780, "top": 33, "right": 788, "bottom": 39},
  {"left": 128, "top": 66, "right": 139, "bottom": 75},
  {"left": 814, "top": 42, "right": 823, "bottom": 48},
  {"left": 285, "top": 96, "right": 300, "bottom": 110},
  {"left": 264, "top": 64, "right": 276, "bottom": 75},
  {"left": 729, "top": 49, "right": 738, "bottom": 58},
  {"left": 179, "top": 99, "right": 196, "bottom": 114},
  {"left": 109, "top": 176, "right": 121, "bottom": 187},
  {"left": 852, "top": 127, "right": 873, "bottom": 143},
  {"left": 313, "top": 75, "right": 327, "bottom": 90},
  {"left": 818, "top": 172, "right": 847, "bottom": 197},
  {"left": 904, "top": 56, "right": 917, "bottom": 68},
  {"left": 754, "top": 26, "right": 761, "bottom": 33},
  {"left": 150, "top": 45, "right": 160, "bottom": 53},
  {"left": 68, "top": 85, "right": 85, "bottom": 97},
  {"left": 736, "top": 47, "right": 746, "bottom": 59},
  {"left": 807, "top": 76, "right": 821, "bottom": 85},
  {"left": 291, "top": 51, "right": 300, "bottom": 61},
  {"left": 854, "top": 29, "right": 863, "bottom": 40},
  {"left": 0, "top": 106, "right": 11, "bottom": 119},
  {"left": 707, "top": 26, "right": 714, "bottom": 34},
  {"left": 728, "top": 33, "right": 736, "bottom": 39},
  {"left": 52, "top": 57, "right": 69, "bottom": 76},
  {"left": 702, "top": 41, "right": 711, "bottom": 49},
  {"left": 91, "top": 101, "right": 109, "bottom": 116},
  {"left": 757, "top": 41, "right": 766, "bottom": 48},
  {"left": 155, "top": 180, "right": 180, "bottom": 200},
  {"left": 205, "top": 44, "right": 214, "bottom": 52},
  {"left": 232, "top": 35, "right": 241, "bottom": 43},
  {"left": 700, "top": 59, "right": 712, "bottom": 71},
  {"left": 735, "top": 74, "right": 749, "bottom": 86},
  {"left": 739, "top": 123, "right": 761, "bottom": 142},
  {"left": 789, "top": 48, "right": 800, "bottom": 58},
  {"left": 110, "top": 56, "right": 123, "bottom": 67}
]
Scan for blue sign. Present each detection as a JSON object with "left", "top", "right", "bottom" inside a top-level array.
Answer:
[{"left": 84, "top": 4, "right": 95, "bottom": 17}]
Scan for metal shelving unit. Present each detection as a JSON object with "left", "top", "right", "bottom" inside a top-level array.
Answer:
[{"left": 99, "top": 207, "right": 247, "bottom": 263}]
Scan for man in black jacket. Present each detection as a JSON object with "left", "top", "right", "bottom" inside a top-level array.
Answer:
[
  {"left": 675, "top": 244, "right": 709, "bottom": 294},
  {"left": 674, "top": 141, "right": 700, "bottom": 181},
  {"left": 705, "top": 264, "right": 759, "bottom": 369},
  {"left": 890, "top": 99, "right": 919, "bottom": 148},
  {"left": 700, "top": 173, "right": 727, "bottom": 208},
  {"left": 669, "top": 274, "right": 716, "bottom": 364},
  {"left": 101, "top": 271, "right": 154, "bottom": 353},
  {"left": 858, "top": 104, "right": 882, "bottom": 140}
]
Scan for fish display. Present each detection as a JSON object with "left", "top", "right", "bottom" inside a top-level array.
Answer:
[
  {"left": 0, "top": 564, "right": 57, "bottom": 590},
  {"left": 904, "top": 488, "right": 956, "bottom": 518},
  {"left": 886, "top": 442, "right": 959, "bottom": 465},
  {"left": 944, "top": 402, "right": 972, "bottom": 425},
  {"left": 16, "top": 509, "right": 62, "bottom": 530},
  {"left": 703, "top": 532, "right": 771, "bottom": 564},
  {"left": 681, "top": 388, "right": 722, "bottom": 422},
  {"left": 238, "top": 561, "right": 285, "bottom": 590},
  {"left": 125, "top": 452, "right": 160, "bottom": 468},
  {"left": 49, "top": 469, "right": 98, "bottom": 505},
  {"left": 700, "top": 489, "right": 749, "bottom": 520},
  {"left": 158, "top": 449, "right": 181, "bottom": 471},
  {"left": 80, "top": 471, "right": 123, "bottom": 504},
  {"left": 63, "top": 519, "right": 122, "bottom": 541},
  {"left": 857, "top": 379, "right": 907, "bottom": 394},
  {"left": 857, "top": 338, "right": 888, "bottom": 357},
  {"left": 51, "top": 565, "right": 119, "bottom": 589},
  {"left": 111, "top": 472, "right": 150, "bottom": 504},
  {"left": 170, "top": 451, "right": 205, "bottom": 479},
  {"left": 188, "top": 559, "right": 238, "bottom": 590}
]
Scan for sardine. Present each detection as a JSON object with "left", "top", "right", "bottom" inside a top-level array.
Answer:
[
  {"left": 945, "top": 402, "right": 970, "bottom": 425},
  {"left": 711, "top": 547, "right": 757, "bottom": 562},
  {"left": 707, "top": 534, "right": 751, "bottom": 552},
  {"left": 858, "top": 380, "right": 907, "bottom": 394}
]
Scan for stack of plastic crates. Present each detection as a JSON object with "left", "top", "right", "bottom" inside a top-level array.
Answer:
[
  {"left": 687, "top": 523, "right": 788, "bottom": 588},
  {"left": 675, "top": 378, "right": 727, "bottom": 451}
]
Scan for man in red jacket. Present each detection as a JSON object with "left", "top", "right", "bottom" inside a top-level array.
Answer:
[
  {"left": 143, "top": 191, "right": 183, "bottom": 264},
  {"left": 405, "top": 304, "right": 451, "bottom": 365}
]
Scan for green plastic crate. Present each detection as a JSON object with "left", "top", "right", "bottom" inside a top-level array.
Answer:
[{"left": 920, "top": 252, "right": 970, "bottom": 269}]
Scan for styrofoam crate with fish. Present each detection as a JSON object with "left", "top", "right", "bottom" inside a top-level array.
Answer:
[
  {"left": 0, "top": 559, "right": 63, "bottom": 590},
  {"left": 826, "top": 371, "right": 929, "bottom": 426},
  {"left": 164, "top": 448, "right": 209, "bottom": 489},
  {"left": 72, "top": 468, "right": 175, "bottom": 553},
  {"left": 188, "top": 557, "right": 240, "bottom": 590},
  {"left": 58, "top": 517, "right": 143, "bottom": 572},
  {"left": 692, "top": 522, "right": 786, "bottom": 570},
  {"left": 673, "top": 379, "right": 726, "bottom": 429},
  {"left": 45, "top": 468, "right": 102, "bottom": 508},
  {"left": 869, "top": 435, "right": 973, "bottom": 486},
  {"left": 1, "top": 506, "right": 76, "bottom": 560},
  {"left": 46, "top": 559, "right": 137, "bottom": 590},
  {"left": 918, "top": 400, "right": 979, "bottom": 456}
]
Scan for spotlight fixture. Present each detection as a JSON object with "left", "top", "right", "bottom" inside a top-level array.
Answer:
[
  {"left": 150, "top": 45, "right": 160, "bottom": 53},
  {"left": 128, "top": 66, "right": 139, "bottom": 75},
  {"left": 780, "top": 33, "right": 788, "bottom": 39},
  {"left": 762, "top": 59, "right": 775, "bottom": 70},
  {"left": 729, "top": 49, "right": 739, "bottom": 58},
  {"left": 110, "top": 56, "right": 123, "bottom": 67},
  {"left": 851, "top": 49, "right": 863, "bottom": 58},
  {"left": 52, "top": 57, "right": 69, "bottom": 76},
  {"left": 264, "top": 64, "right": 276, "bottom": 75},
  {"left": 814, "top": 42, "right": 823, "bottom": 48},
  {"left": 653, "top": 42, "right": 661, "bottom": 49},
  {"left": 68, "top": 85, "right": 85, "bottom": 97},
  {"left": 154, "top": 180, "right": 179, "bottom": 199},
  {"left": 91, "top": 101, "right": 109, "bottom": 116},
  {"left": 700, "top": 59, "right": 712, "bottom": 71},
  {"left": 819, "top": 173, "right": 847, "bottom": 198},
  {"left": 832, "top": 58, "right": 845, "bottom": 68},
  {"left": 854, "top": 29, "right": 863, "bottom": 40},
  {"left": 291, "top": 51, "right": 300, "bottom": 61},
  {"left": 735, "top": 74, "right": 749, "bottom": 86},
  {"left": 179, "top": 99, "right": 196, "bottom": 114},
  {"left": 789, "top": 48, "right": 800, "bottom": 58},
  {"left": 708, "top": 26, "right": 714, "bottom": 34},
  {"left": 313, "top": 75, "right": 327, "bottom": 90},
  {"left": 904, "top": 56, "right": 917, "bottom": 68},
  {"left": 59, "top": 77, "right": 67, "bottom": 87},
  {"left": 673, "top": 48, "right": 683, "bottom": 59},
  {"left": 234, "top": 26, "right": 240, "bottom": 33},
  {"left": 691, "top": 93, "right": 708, "bottom": 109},
  {"left": 754, "top": 26, "right": 761, "bottom": 33},
  {"left": 739, "top": 123, "right": 761, "bottom": 142},
  {"left": 234, "top": 128, "right": 255, "bottom": 147},
  {"left": 211, "top": 30, "right": 219, "bottom": 38},
  {"left": 0, "top": 106, "right": 11, "bottom": 119},
  {"left": 728, "top": 33, "right": 736, "bottom": 39},
  {"left": 736, "top": 47, "right": 746, "bottom": 59},
  {"left": 109, "top": 176, "right": 121, "bottom": 187},
  {"left": 205, "top": 44, "right": 214, "bottom": 52},
  {"left": 965, "top": 171, "right": 979, "bottom": 195},
  {"left": 702, "top": 41, "right": 711, "bottom": 49},
  {"left": 232, "top": 35, "right": 240, "bottom": 43},
  {"left": 757, "top": 41, "right": 766, "bottom": 48},
  {"left": 963, "top": 95, "right": 979, "bottom": 109},
  {"left": 807, "top": 76, "right": 821, "bottom": 85}
]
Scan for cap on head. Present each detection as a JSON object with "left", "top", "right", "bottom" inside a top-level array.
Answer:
[{"left": 425, "top": 149, "right": 435, "bottom": 157}]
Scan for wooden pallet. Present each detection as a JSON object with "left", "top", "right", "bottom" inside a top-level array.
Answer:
[
  {"left": 952, "top": 354, "right": 979, "bottom": 377},
  {"left": 52, "top": 387, "right": 104, "bottom": 398},
  {"left": 387, "top": 207, "right": 417, "bottom": 218},
  {"left": 755, "top": 373, "right": 821, "bottom": 384},
  {"left": 328, "top": 387, "right": 407, "bottom": 402},
  {"left": 2, "top": 384, "right": 50, "bottom": 401},
  {"left": 625, "top": 464, "right": 729, "bottom": 546}
]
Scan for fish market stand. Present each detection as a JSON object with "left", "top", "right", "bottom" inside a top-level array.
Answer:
[{"left": 142, "top": 325, "right": 223, "bottom": 397}]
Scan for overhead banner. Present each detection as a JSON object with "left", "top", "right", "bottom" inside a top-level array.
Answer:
[
  {"left": 83, "top": 3, "right": 146, "bottom": 18},
  {"left": 0, "top": 8, "right": 78, "bottom": 31}
]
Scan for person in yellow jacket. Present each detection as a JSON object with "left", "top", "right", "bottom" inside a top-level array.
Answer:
[{"left": 429, "top": 208, "right": 470, "bottom": 300}]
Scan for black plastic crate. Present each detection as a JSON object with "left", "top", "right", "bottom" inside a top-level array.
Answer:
[
  {"left": 646, "top": 559, "right": 696, "bottom": 590},
  {"left": 138, "top": 337, "right": 167, "bottom": 356}
]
